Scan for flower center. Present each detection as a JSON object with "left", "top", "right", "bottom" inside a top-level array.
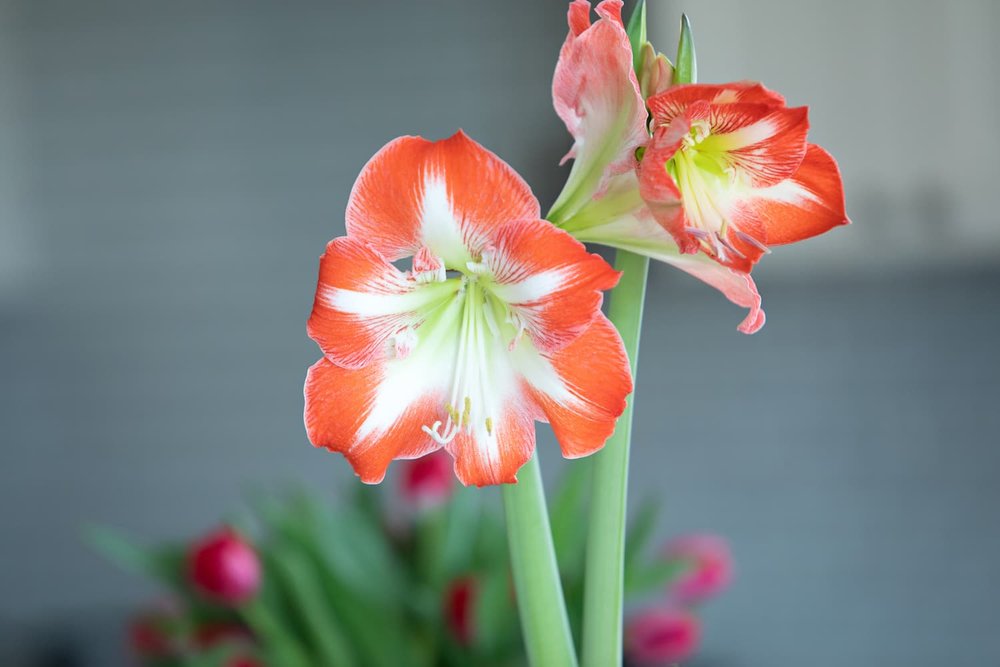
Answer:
[
  {"left": 667, "top": 121, "right": 768, "bottom": 261},
  {"left": 419, "top": 264, "right": 519, "bottom": 447}
]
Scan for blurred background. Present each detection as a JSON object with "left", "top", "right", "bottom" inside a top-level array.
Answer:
[{"left": 1, "top": 0, "right": 998, "bottom": 665}]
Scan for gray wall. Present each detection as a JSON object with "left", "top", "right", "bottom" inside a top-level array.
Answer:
[{"left": 1, "top": 1, "right": 998, "bottom": 665}]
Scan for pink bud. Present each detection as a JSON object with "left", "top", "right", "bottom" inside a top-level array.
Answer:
[
  {"left": 444, "top": 576, "right": 477, "bottom": 646},
  {"left": 400, "top": 450, "right": 454, "bottom": 507},
  {"left": 625, "top": 606, "right": 701, "bottom": 665},
  {"left": 188, "top": 527, "right": 261, "bottom": 605},
  {"left": 664, "top": 534, "right": 733, "bottom": 604}
]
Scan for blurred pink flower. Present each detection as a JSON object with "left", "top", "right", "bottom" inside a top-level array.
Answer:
[
  {"left": 188, "top": 527, "right": 261, "bottom": 605},
  {"left": 400, "top": 450, "right": 454, "bottom": 508},
  {"left": 444, "top": 576, "right": 477, "bottom": 646},
  {"left": 625, "top": 606, "right": 701, "bottom": 665},
  {"left": 664, "top": 533, "right": 733, "bottom": 604},
  {"left": 128, "top": 612, "right": 174, "bottom": 658}
]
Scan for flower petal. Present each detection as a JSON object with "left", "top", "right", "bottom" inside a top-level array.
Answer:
[
  {"left": 741, "top": 143, "right": 850, "bottom": 245},
  {"left": 304, "top": 358, "right": 444, "bottom": 484},
  {"left": 519, "top": 314, "right": 632, "bottom": 457},
  {"left": 448, "top": 399, "right": 536, "bottom": 487},
  {"left": 698, "top": 103, "right": 810, "bottom": 188},
  {"left": 307, "top": 236, "right": 459, "bottom": 369},
  {"left": 550, "top": 0, "right": 648, "bottom": 223},
  {"left": 648, "top": 82, "right": 785, "bottom": 128},
  {"left": 486, "top": 218, "right": 620, "bottom": 352},
  {"left": 573, "top": 212, "right": 766, "bottom": 334},
  {"left": 346, "top": 132, "right": 540, "bottom": 265},
  {"left": 637, "top": 123, "right": 688, "bottom": 249}
]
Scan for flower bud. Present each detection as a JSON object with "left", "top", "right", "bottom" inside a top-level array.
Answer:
[
  {"left": 444, "top": 576, "right": 477, "bottom": 646},
  {"left": 638, "top": 42, "right": 674, "bottom": 99},
  {"left": 400, "top": 450, "right": 454, "bottom": 508},
  {"left": 625, "top": 606, "right": 700, "bottom": 665},
  {"left": 663, "top": 533, "right": 733, "bottom": 604},
  {"left": 188, "top": 527, "right": 261, "bottom": 605}
]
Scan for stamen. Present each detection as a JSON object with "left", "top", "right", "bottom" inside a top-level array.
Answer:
[
  {"left": 466, "top": 259, "right": 488, "bottom": 275},
  {"left": 461, "top": 396, "right": 471, "bottom": 428},
  {"left": 485, "top": 417, "right": 493, "bottom": 435},
  {"left": 422, "top": 420, "right": 460, "bottom": 445},
  {"left": 389, "top": 327, "right": 417, "bottom": 359},
  {"left": 716, "top": 233, "right": 746, "bottom": 259},
  {"left": 734, "top": 230, "right": 772, "bottom": 254}
]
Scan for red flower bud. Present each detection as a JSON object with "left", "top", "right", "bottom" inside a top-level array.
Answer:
[
  {"left": 188, "top": 527, "right": 260, "bottom": 605},
  {"left": 444, "top": 576, "right": 477, "bottom": 646},
  {"left": 663, "top": 533, "right": 733, "bottom": 604},
  {"left": 625, "top": 606, "right": 701, "bottom": 665},
  {"left": 400, "top": 450, "right": 454, "bottom": 508}
]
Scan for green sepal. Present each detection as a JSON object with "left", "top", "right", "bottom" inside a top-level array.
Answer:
[{"left": 674, "top": 13, "right": 697, "bottom": 85}]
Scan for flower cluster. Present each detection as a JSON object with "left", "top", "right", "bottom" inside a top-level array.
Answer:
[
  {"left": 551, "top": 0, "right": 848, "bottom": 334},
  {"left": 302, "top": 0, "right": 846, "bottom": 486},
  {"left": 624, "top": 534, "right": 734, "bottom": 664}
]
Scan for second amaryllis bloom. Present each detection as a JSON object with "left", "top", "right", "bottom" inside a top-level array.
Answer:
[
  {"left": 641, "top": 83, "right": 849, "bottom": 272},
  {"left": 549, "top": 0, "right": 848, "bottom": 333},
  {"left": 305, "top": 132, "right": 631, "bottom": 486}
]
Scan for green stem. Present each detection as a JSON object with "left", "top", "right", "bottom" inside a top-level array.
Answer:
[
  {"left": 503, "top": 454, "right": 579, "bottom": 667},
  {"left": 581, "top": 249, "right": 649, "bottom": 667}
]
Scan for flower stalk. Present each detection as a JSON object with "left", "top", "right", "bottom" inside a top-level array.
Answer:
[
  {"left": 581, "top": 11, "right": 693, "bottom": 666},
  {"left": 581, "top": 248, "right": 648, "bottom": 666},
  {"left": 502, "top": 454, "right": 578, "bottom": 667}
]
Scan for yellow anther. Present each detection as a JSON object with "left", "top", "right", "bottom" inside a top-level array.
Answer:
[
  {"left": 461, "top": 397, "right": 472, "bottom": 427},
  {"left": 485, "top": 417, "right": 494, "bottom": 435}
]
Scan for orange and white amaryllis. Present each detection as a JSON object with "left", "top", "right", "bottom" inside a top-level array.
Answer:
[
  {"left": 550, "top": 0, "right": 848, "bottom": 334},
  {"left": 304, "top": 132, "right": 631, "bottom": 486}
]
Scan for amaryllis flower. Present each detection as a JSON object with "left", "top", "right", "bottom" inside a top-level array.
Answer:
[
  {"left": 641, "top": 83, "right": 849, "bottom": 272},
  {"left": 625, "top": 606, "right": 701, "bottom": 665},
  {"left": 304, "top": 131, "right": 631, "bottom": 486},
  {"left": 663, "top": 533, "right": 733, "bottom": 604},
  {"left": 188, "top": 528, "right": 261, "bottom": 605},
  {"left": 549, "top": 0, "right": 847, "bottom": 333}
]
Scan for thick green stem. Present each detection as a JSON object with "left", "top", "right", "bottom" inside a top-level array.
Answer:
[
  {"left": 581, "top": 249, "right": 649, "bottom": 667},
  {"left": 503, "top": 454, "right": 578, "bottom": 667}
]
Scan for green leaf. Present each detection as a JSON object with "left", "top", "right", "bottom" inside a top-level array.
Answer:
[
  {"left": 438, "top": 486, "right": 484, "bottom": 581},
  {"left": 83, "top": 525, "right": 184, "bottom": 589},
  {"left": 674, "top": 13, "right": 697, "bottom": 85},
  {"left": 474, "top": 569, "right": 520, "bottom": 656},
  {"left": 624, "top": 497, "right": 659, "bottom": 569},
  {"left": 267, "top": 543, "right": 358, "bottom": 667},
  {"left": 240, "top": 598, "right": 312, "bottom": 667},
  {"left": 625, "top": 0, "right": 647, "bottom": 74},
  {"left": 549, "top": 460, "right": 590, "bottom": 581}
]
